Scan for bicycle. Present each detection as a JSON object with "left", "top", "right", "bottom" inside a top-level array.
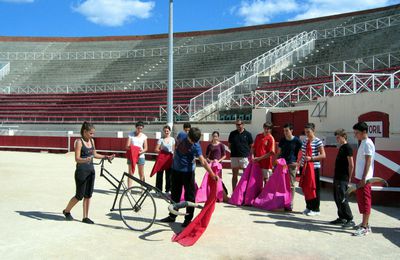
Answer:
[{"left": 94, "top": 158, "right": 202, "bottom": 231}]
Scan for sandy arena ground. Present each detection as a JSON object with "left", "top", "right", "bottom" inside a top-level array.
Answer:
[{"left": 0, "top": 151, "right": 399, "bottom": 259}]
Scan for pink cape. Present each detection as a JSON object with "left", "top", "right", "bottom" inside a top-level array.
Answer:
[
  {"left": 229, "top": 162, "right": 264, "bottom": 206},
  {"left": 126, "top": 145, "right": 141, "bottom": 174},
  {"left": 196, "top": 162, "right": 224, "bottom": 203},
  {"left": 172, "top": 174, "right": 217, "bottom": 247},
  {"left": 252, "top": 158, "right": 292, "bottom": 210},
  {"left": 180, "top": 183, "right": 199, "bottom": 202},
  {"left": 150, "top": 150, "right": 173, "bottom": 177}
]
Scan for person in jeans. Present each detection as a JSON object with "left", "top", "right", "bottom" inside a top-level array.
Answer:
[
  {"left": 352, "top": 122, "right": 375, "bottom": 237},
  {"left": 300, "top": 123, "right": 326, "bottom": 216},
  {"left": 155, "top": 125, "right": 175, "bottom": 194},
  {"left": 277, "top": 123, "right": 302, "bottom": 210},
  {"left": 228, "top": 119, "right": 253, "bottom": 191},
  {"left": 160, "top": 127, "right": 218, "bottom": 227},
  {"left": 330, "top": 129, "right": 355, "bottom": 228}
]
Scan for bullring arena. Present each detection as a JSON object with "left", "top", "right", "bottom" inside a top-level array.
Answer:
[{"left": 0, "top": 3, "right": 400, "bottom": 260}]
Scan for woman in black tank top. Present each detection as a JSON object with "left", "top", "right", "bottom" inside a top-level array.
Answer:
[{"left": 62, "top": 122, "right": 114, "bottom": 224}]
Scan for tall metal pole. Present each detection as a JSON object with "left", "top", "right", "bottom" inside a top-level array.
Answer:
[{"left": 167, "top": 0, "right": 174, "bottom": 128}]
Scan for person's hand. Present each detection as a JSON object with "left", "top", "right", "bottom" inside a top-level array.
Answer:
[
  {"left": 211, "top": 174, "right": 219, "bottom": 181},
  {"left": 305, "top": 156, "right": 312, "bottom": 162},
  {"left": 253, "top": 157, "right": 261, "bottom": 162},
  {"left": 358, "top": 178, "right": 366, "bottom": 188},
  {"left": 85, "top": 157, "right": 91, "bottom": 163},
  {"left": 107, "top": 154, "right": 115, "bottom": 161}
]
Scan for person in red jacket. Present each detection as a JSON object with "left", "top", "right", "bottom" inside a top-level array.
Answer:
[{"left": 252, "top": 122, "right": 275, "bottom": 182}]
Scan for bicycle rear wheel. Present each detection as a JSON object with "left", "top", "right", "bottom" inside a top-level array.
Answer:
[{"left": 119, "top": 186, "right": 156, "bottom": 231}]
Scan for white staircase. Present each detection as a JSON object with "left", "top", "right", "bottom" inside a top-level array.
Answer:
[{"left": 189, "top": 30, "right": 317, "bottom": 121}]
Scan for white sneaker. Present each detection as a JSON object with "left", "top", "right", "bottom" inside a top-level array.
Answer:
[
  {"left": 306, "top": 210, "right": 320, "bottom": 216},
  {"left": 353, "top": 226, "right": 372, "bottom": 237},
  {"left": 303, "top": 208, "right": 310, "bottom": 215}
]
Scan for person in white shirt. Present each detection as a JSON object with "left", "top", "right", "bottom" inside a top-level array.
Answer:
[
  {"left": 126, "top": 121, "right": 148, "bottom": 186},
  {"left": 155, "top": 125, "right": 175, "bottom": 193},
  {"left": 352, "top": 121, "right": 375, "bottom": 237}
]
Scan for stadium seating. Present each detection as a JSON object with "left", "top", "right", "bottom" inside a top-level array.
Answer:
[{"left": 0, "top": 87, "right": 208, "bottom": 123}]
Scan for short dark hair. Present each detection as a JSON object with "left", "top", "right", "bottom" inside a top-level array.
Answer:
[
  {"left": 183, "top": 123, "right": 191, "bottom": 129},
  {"left": 135, "top": 121, "right": 144, "bottom": 128},
  {"left": 80, "top": 121, "right": 95, "bottom": 137},
  {"left": 283, "top": 123, "right": 293, "bottom": 130},
  {"left": 188, "top": 127, "right": 201, "bottom": 143},
  {"left": 212, "top": 131, "right": 219, "bottom": 137},
  {"left": 304, "top": 123, "right": 315, "bottom": 131},
  {"left": 334, "top": 128, "right": 347, "bottom": 140},
  {"left": 163, "top": 125, "right": 171, "bottom": 131},
  {"left": 353, "top": 121, "right": 368, "bottom": 132},
  {"left": 263, "top": 122, "right": 273, "bottom": 130}
]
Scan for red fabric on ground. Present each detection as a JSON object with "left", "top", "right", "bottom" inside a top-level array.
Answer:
[
  {"left": 150, "top": 150, "right": 173, "bottom": 177},
  {"left": 172, "top": 175, "right": 217, "bottom": 247},
  {"left": 126, "top": 145, "right": 140, "bottom": 174},
  {"left": 299, "top": 141, "right": 316, "bottom": 200}
]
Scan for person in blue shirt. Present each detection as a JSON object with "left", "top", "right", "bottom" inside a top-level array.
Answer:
[{"left": 160, "top": 127, "right": 218, "bottom": 227}]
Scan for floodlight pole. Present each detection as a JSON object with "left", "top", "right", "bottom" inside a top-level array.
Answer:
[{"left": 167, "top": 0, "right": 174, "bottom": 128}]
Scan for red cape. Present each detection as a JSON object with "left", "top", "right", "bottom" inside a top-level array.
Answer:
[
  {"left": 150, "top": 150, "right": 173, "bottom": 177},
  {"left": 172, "top": 174, "right": 217, "bottom": 247},
  {"left": 126, "top": 145, "right": 141, "bottom": 174},
  {"left": 299, "top": 141, "right": 316, "bottom": 200}
]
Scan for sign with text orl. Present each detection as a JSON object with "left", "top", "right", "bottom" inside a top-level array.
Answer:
[{"left": 365, "top": 121, "right": 383, "bottom": 137}]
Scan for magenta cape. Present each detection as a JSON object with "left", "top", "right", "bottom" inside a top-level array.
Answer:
[
  {"left": 150, "top": 150, "right": 173, "bottom": 177},
  {"left": 252, "top": 158, "right": 292, "bottom": 210},
  {"left": 126, "top": 145, "right": 141, "bottom": 174},
  {"left": 229, "top": 162, "right": 263, "bottom": 206},
  {"left": 196, "top": 162, "right": 224, "bottom": 203},
  {"left": 172, "top": 174, "right": 217, "bottom": 247}
]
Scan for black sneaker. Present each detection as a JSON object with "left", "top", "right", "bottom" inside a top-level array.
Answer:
[
  {"left": 329, "top": 218, "right": 345, "bottom": 225},
  {"left": 62, "top": 210, "right": 73, "bottom": 221},
  {"left": 342, "top": 220, "right": 356, "bottom": 229},
  {"left": 82, "top": 218, "right": 94, "bottom": 224},
  {"left": 159, "top": 216, "right": 175, "bottom": 223},
  {"left": 182, "top": 220, "right": 191, "bottom": 228}
]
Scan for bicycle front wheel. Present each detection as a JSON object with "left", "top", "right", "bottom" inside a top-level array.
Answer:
[{"left": 119, "top": 186, "right": 156, "bottom": 231}]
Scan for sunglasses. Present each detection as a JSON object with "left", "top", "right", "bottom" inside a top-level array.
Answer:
[{"left": 236, "top": 124, "right": 243, "bottom": 126}]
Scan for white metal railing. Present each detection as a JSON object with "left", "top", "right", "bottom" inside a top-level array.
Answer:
[
  {"left": 189, "top": 31, "right": 317, "bottom": 121},
  {"left": 0, "top": 62, "right": 10, "bottom": 81},
  {"left": 159, "top": 104, "right": 190, "bottom": 120},
  {"left": 268, "top": 51, "right": 400, "bottom": 82},
  {"left": 1, "top": 13, "right": 399, "bottom": 61},
  {"left": 0, "top": 75, "right": 226, "bottom": 94},
  {"left": 228, "top": 70, "right": 400, "bottom": 109}
]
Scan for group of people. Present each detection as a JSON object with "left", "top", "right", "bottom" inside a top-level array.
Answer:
[{"left": 62, "top": 119, "right": 375, "bottom": 237}]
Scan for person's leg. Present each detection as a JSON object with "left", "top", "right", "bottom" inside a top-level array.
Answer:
[
  {"left": 288, "top": 164, "right": 297, "bottom": 209},
  {"left": 83, "top": 198, "right": 90, "bottom": 219},
  {"left": 155, "top": 170, "right": 163, "bottom": 191},
  {"left": 82, "top": 172, "right": 95, "bottom": 222},
  {"left": 314, "top": 168, "right": 321, "bottom": 212},
  {"left": 183, "top": 171, "right": 196, "bottom": 222},
  {"left": 339, "top": 180, "right": 353, "bottom": 221},
  {"left": 169, "top": 170, "right": 183, "bottom": 219},
  {"left": 128, "top": 164, "right": 133, "bottom": 188},
  {"left": 361, "top": 183, "right": 372, "bottom": 227},
  {"left": 232, "top": 168, "right": 239, "bottom": 191},
  {"left": 65, "top": 170, "right": 84, "bottom": 213},
  {"left": 333, "top": 179, "right": 343, "bottom": 219},
  {"left": 138, "top": 164, "right": 145, "bottom": 182},
  {"left": 165, "top": 168, "right": 172, "bottom": 193}
]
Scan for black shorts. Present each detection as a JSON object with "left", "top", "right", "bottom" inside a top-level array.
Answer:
[{"left": 74, "top": 168, "right": 95, "bottom": 200}]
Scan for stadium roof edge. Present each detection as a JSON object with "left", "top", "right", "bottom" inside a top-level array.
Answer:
[{"left": 0, "top": 3, "right": 399, "bottom": 42}]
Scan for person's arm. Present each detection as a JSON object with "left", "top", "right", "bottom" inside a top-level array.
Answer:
[
  {"left": 306, "top": 143, "right": 326, "bottom": 162},
  {"left": 359, "top": 155, "right": 372, "bottom": 187},
  {"left": 140, "top": 137, "right": 148, "bottom": 155},
  {"left": 125, "top": 137, "right": 131, "bottom": 150},
  {"left": 205, "top": 144, "right": 212, "bottom": 163},
  {"left": 347, "top": 156, "right": 354, "bottom": 183},
  {"left": 154, "top": 139, "right": 161, "bottom": 153},
  {"left": 92, "top": 139, "right": 114, "bottom": 160},
  {"left": 219, "top": 144, "right": 227, "bottom": 163},
  {"left": 198, "top": 155, "right": 218, "bottom": 181}
]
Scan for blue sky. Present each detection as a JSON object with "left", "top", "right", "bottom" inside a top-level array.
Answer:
[{"left": 0, "top": 0, "right": 398, "bottom": 37}]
